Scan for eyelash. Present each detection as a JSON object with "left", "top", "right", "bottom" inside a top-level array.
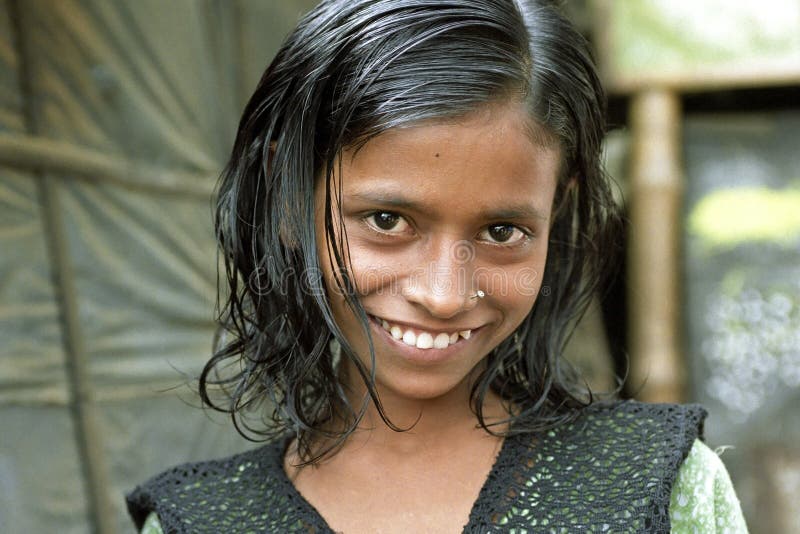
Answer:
[
  {"left": 363, "top": 211, "right": 412, "bottom": 236},
  {"left": 478, "top": 225, "right": 532, "bottom": 247},
  {"left": 360, "top": 211, "right": 533, "bottom": 248}
]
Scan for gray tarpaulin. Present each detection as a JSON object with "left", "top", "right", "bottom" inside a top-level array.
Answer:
[{"left": 0, "top": 2, "right": 316, "bottom": 532}]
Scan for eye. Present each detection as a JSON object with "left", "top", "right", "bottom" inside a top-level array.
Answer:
[
  {"left": 363, "top": 211, "right": 411, "bottom": 235},
  {"left": 478, "top": 224, "right": 530, "bottom": 246}
]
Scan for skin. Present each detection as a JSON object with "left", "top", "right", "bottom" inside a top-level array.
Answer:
[{"left": 286, "top": 103, "right": 561, "bottom": 533}]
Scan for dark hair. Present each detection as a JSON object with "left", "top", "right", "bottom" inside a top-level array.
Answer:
[{"left": 201, "top": 0, "right": 621, "bottom": 462}]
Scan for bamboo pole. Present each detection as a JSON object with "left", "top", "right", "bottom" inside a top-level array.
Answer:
[
  {"left": 37, "top": 180, "right": 120, "bottom": 534},
  {"left": 0, "top": 133, "right": 215, "bottom": 197},
  {"left": 610, "top": 59, "right": 800, "bottom": 94},
  {"left": 627, "top": 89, "right": 685, "bottom": 403},
  {"left": 8, "top": 2, "right": 117, "bottom": 532},
  {"left": 0, "top": 380, "right": 198, "bottom": 407}
]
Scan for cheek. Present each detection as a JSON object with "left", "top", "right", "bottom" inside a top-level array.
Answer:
[
  {"left": 496, "top": 245, "right": 549, "bottom": 317},
  {"left": 346, "top": 245, "right": 402, "bottom": 295},
  {"left": 475, "top": 248, "right": 548, "bottom": 302},
  {"left": 505, "top": 273, "right": 542, "bottom": 319}
]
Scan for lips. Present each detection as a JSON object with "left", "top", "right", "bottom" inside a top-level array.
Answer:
[{"left": 368, "top": 314, "right": 478, "bottom": 351}]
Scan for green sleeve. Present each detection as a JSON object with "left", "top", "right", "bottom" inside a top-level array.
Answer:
[
  {"left": 669, "top": 439, "right": 749, "bottom": 533},
  {"left": 140, "top": 512, "right": 164, "bottom": 534}
]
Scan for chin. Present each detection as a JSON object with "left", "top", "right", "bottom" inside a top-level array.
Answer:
[{"left": 375, "top": 369, "right": 476, "bottom": 403}]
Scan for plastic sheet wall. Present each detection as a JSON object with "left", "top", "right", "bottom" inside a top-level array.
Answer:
[{"left": 0, "top": 1, "right": 317, "bottom": 532}]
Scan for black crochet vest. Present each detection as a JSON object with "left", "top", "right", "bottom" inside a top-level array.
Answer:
[{"left": 126, "top": 401, "right": 706, "bottom": 533}]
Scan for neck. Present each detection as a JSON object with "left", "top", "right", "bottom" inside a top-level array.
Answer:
[{"left": 324, "top": 363, "right": 509, "bottom": 457}]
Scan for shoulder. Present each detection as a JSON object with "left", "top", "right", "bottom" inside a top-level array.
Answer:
[
  {"left": 558, "top": 399, "right": 708, "bottom": 445},
  {"left": 126, "top": 437, "right": 290, "bottom": 533},
  {"left": 576, "top": 400, "right": 709, "bottom": 476},
  {"left": 488, "top": 401, "right": 711, "bottom": 531},
  {"left": 580, "top": 398, "right": 707, "bottom": 425},
  {"left": 512, "top": 399, "right": 707, "bottom": 452}
]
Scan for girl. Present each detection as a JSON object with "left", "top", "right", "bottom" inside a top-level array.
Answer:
[{"left": 127, "top": 1, "right": 747, "bottom": 532}]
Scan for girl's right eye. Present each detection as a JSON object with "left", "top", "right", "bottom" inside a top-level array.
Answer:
[{"left": 363, "top": 211, "right": 411, "bottom": 235}]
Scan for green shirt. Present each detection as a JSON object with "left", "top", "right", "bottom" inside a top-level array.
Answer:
[{"left": 139, "top": 439, "right": 748, "bottom": 533}]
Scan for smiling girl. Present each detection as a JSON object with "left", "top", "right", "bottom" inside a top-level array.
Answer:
[{"left": 127, "top": 1, "right": 747, "bottom": 532}]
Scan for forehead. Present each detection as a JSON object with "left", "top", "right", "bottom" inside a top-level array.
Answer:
[{"left": 332, "top": 105, "right": 561, "bottom": 221}]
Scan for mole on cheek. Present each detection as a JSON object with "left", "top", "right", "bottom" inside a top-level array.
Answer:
[{"left": 434, "top": 153, "right": 440, "bottom": 158}]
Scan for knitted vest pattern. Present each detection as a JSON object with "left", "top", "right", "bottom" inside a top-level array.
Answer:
[{"left": 126, "top": 401, "right": 706, "bottom": 533}]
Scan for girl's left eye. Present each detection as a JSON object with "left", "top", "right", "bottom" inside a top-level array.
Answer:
[
  {"left": 478, "top": 224, "right": 530, "bottom": 246},
  {"left": 363, "top": 211, "right": 411, "bottom": 234}
]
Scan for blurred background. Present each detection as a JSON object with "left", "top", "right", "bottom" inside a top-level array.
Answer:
[{"left": 1, "top": 0, "right": 798, "bottom": 532}]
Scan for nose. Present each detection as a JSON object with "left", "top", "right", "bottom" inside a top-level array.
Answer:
[{"left": 402, "top": 239, "right": 479, "bottom": 319}]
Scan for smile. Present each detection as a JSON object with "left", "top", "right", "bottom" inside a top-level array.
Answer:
[{"left": 368, "top": 315, "right": 475, "bottom": 350}]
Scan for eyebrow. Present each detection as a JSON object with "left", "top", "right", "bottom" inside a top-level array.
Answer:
[{"left": 349, "top": 190, "right": 550, "bottom": 221}]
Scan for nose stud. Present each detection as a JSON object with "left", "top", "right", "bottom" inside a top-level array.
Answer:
[{"left": 470, "top": 290, "right": 485, "bottom": 300}]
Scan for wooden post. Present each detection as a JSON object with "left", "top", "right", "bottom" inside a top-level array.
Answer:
[
  {"left": 8, "top": 1, "right": 117, "bottom": 532},
  {"left": 628, "top": 89, "right": 685, "bottom": 402}
]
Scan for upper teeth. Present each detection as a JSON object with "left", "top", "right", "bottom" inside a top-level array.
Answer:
[{"left": 378, "top": 317, "right": 472, "bottom": 350}]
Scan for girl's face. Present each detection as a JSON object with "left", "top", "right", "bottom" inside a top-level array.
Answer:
[{"left": 314, "top": 104, "right": 560, "bottom": 403}]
